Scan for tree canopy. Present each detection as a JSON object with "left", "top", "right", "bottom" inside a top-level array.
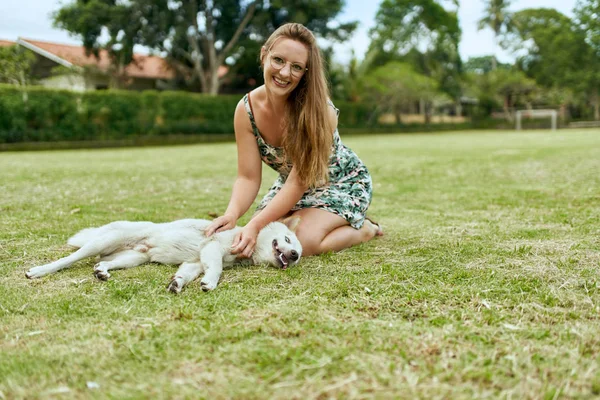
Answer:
[
  {"left": 0, "top": 45, "right": 36, "bottom": 87},
  {"left": 53, "top": 0, "right": 356, "bottom": 94},
  {"left": 477, "top": 0, "right": 514, "bottom": 70},
  {"left": 368, "top": 0, "right": 462, "bottom": 103},
  {"left": 507, "top": 7, "right": 600, "bottom": 118}
]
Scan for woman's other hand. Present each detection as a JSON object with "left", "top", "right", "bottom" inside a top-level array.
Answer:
[
  {"left": 230, "top": 223, "right": 260, "bottom": 258},
  {"left": 205, "top": 214, "right": 237, "bottom": 237}
]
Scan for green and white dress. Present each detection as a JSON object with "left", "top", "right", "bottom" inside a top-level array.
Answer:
[{"left": 244, "top": 93, "right": 372, "bottom": 229}]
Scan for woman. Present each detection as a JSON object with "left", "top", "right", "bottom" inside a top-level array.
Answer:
[{"left": 205, "top": 22, "right": 382, "bottom": 257}]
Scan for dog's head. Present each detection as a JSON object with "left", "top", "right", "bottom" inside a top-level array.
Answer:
[{"left": 253, "top": 217, "right": 302, "bottom": 269}]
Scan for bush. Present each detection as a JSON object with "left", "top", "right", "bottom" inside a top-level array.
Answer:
[{"left": 0, "top": 85, "right": 241, "bottom": 143}]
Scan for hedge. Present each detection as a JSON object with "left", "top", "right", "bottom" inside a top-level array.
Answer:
[{"left": 0, "top": 85, "right": 382, "bottom": 144}]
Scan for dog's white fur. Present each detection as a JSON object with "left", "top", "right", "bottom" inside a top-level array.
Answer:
[{"left": 25, "top": 218, "right": 302, "bottom": 292}]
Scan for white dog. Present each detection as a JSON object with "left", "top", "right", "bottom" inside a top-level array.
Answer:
[{"left": 25, "top": 218, "right": 302, "bottom": 292}]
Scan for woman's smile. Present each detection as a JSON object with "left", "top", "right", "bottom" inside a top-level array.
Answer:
[{"left": 272, "top": 76, "right": 291, "bottom": 88}]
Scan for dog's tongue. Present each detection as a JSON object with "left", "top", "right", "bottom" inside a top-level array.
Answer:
[{"left": 279, "top": 253, "right": 288, "bottom": 269}]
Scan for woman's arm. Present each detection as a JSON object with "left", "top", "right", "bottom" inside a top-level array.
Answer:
[
  {"left": 205, "top": 99, "right": 262, "bottom": 236},
  {"left": 230, "top": 167, "right": 307, "bottom": 256},
  {"left": 247, "top": 167, "right": 306, "bottom": 230}
]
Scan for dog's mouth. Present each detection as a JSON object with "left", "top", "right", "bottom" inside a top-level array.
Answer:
[{"left": 272, "top": 239, "right": 289, "bottom": 269}]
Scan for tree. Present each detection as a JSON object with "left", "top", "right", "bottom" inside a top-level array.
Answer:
[
  {"left": 363, "top": 62, "right": 446, "bottom": 124},
  {"left": 574, "top": 0, "right": 600, "bottom": 119},
  {"left": 53, "top": 0, "right": 144, "bottom": 89},
  {"left": 507, "top": 8, "right": 600, "bottom": 119},
  {"left": 137, "top": 0, "right": 260, "bottom": 94},
  {"left": 464, "top": 68, "right": 537, "bottom": 121},
  {"left": 463, "top": 56, "right": 509, "bottom": 74},
  {"left": 477, "top": 0, "right": 514, "bottom": 70},
  {"left": 0, "top": 45, "right": 36, "bottom": 101},
  {"left": 53, "top": 0, "right": 356, "bottom": 94},
  {"left": 368, "top": 0, "right": 463, "bottom": 113},
  {"left": 575, "top": 0, "right": 600, "bottom": 53},
  {"left": 54, "top": 0, "right": 259, "bottom": 93},
  {"left": 0, "top": 45, "right": 36, "bottom": 86},
  {"left": 489, "top": 69, "right": 537, "bottom": 120},
  {"left": 329, "top": 48, "right": 379, "bottom": 102},
  {"left": 219, "top": 0, "right": 357, "bottom": 94}
]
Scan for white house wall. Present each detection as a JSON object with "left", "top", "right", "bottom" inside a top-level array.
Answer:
[{"left": 39, "top": 74, "right": 88, "bottom": 92}]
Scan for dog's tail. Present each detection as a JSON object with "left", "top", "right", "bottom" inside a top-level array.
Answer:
[{"left": 67, "top": 227, "right": 101, "bottom": 248}]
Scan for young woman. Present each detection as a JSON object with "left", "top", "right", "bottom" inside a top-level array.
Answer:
[{"left": 205, "top": 22, "right": 382, "bottom": 257}]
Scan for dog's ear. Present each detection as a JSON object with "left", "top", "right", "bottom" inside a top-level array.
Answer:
[{"left": 282, "top": 216, "right": 301, "bottom": 233}]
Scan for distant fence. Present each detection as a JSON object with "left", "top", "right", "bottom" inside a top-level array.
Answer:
[{"left": 568, "top": 121, "right": 600, "bottom": 128}]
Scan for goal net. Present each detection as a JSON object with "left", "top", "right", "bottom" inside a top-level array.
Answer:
[{"left": 515, "top": 109, "right": 558, "bottom": 131}]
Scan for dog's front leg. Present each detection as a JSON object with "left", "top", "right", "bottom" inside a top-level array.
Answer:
[
  {"left": 167, "top": 262, "right": 203, "bottom": 294},
  {"left": 199, "top": 241, "right": 225, "bottom": 292}
]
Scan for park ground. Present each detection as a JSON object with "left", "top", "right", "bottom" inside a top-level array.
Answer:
[{"left": 1, "top": 129, "right": 599, "bottom": 399}]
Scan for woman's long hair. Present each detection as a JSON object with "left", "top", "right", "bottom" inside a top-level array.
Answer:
[{"left": 261, "top": 23, "right": 334, "bottom": 188}]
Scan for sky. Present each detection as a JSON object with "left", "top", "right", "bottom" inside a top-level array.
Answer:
[{"left": 0, "top": 0, "right": 578, "bottom": 65}]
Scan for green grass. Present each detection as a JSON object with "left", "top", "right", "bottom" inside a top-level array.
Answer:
[{"left": 1, "top": 129, "right": 600, "bottom": 399}]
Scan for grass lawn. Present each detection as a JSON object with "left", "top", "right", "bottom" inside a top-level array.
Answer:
[{"left": 1, "top": 129, "right": 599, "bottom": 399}]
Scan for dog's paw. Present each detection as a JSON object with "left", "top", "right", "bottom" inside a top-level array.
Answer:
[
  {"left": 93, "top": 263, "right": 111, "bottom": 281},
  {"left": 200, "top": 279, "right": 218, "bottom": 292},
  {"left": 167, "top": 277, "right": 183, "bottom": 294},
  {"left": 94, "top": 270, "right": 111, "bottom": 281},
  {"left": 25, "top": 267, "right": 44, "bottom": 279}
]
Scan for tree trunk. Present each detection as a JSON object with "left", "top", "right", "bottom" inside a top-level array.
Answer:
[
  {"left": 206, "top": 67, "right": 220, "bottom": 95},
  {"left": 19, "top": 70, "right": 28, "bottom": 103},
  {"left": 197, "top": 0, "right": 257, "bottom": 95},
  {"left": 455, "top": 99, "right": 462, "bottom": 117},
  {"left": 492, "top": 35, "right": 498, "bottom": 71},
  {"left": 503, "top": 95, "right": 512, "bottom": 122}
]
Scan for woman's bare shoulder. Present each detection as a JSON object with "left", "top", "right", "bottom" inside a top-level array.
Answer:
[
  {"left": 234, "top": 97, "right": 252, "bottom": 136},
  {"left": 326, "top": 99, "right": 339, "bottom": 129}
]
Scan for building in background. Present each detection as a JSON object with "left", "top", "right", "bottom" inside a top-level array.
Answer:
[{"left": 1, "top": 38, "right": 228, "bottom": 92}]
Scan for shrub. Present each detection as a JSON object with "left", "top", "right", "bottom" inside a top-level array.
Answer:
[{"left": 0, "top": 85, "right": 241, "bottom": 143}]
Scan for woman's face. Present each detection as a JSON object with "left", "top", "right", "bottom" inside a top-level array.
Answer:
[{"left": 262, "top": 38, "right": 309, "bottom": 96}]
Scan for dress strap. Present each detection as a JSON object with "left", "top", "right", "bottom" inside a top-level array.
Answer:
[
  {"left": 243, "top": 92, "right": 260, "bottom": 139},
  {"left": 327, "top": 99, "right": 340, "bottom": 117}
]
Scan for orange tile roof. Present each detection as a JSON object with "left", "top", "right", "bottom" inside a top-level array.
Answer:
[
  {"left": 20, "top": 38, "right": 176, "bottom": 80},
  {"left": 19, "top": 38, "right": 229, "bottom": 80},
  {"left": 0, "top": 40, "right": 16, "bottom": 47}
]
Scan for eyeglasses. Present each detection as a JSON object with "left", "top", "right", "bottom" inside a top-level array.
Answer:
[{"left": 268, "top": 51, "right": 308, "bottom": 77}]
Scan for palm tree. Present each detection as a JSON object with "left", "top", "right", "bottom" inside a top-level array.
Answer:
[{"left": 478, "top": 0, "right": 513, "bottom": 70}]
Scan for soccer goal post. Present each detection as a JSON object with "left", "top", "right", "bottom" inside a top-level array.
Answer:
[{"left": 515, "top": 109, "right": 558, "bottom": 131}]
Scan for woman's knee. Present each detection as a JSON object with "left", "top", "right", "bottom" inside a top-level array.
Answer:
[{"left": 295, "top": 226, "right": 323, "bottom": 256}]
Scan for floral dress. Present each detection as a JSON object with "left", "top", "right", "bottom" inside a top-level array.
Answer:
[{"left": 244, "top": 93, "right": 372, "bottom": 229}]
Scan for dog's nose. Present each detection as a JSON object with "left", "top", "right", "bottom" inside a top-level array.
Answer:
[{"left": 290, "top": 250, "right": 299, "bottom": 261}]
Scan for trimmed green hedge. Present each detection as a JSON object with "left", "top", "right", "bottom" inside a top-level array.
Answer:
[
  {"left": 0, "top": 85, "right": 240, "bottom": 143},
  {"left": 0, "top": 85, "right": 382, "bottom": 143}
]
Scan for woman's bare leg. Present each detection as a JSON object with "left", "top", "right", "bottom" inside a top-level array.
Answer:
[{"left": 290, "top": 208, "right": 381, "bottom": 256}]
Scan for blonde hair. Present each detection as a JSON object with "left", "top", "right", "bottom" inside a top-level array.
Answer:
[{"left": 261, "top": 23, "right": 334, "bottom": 188}]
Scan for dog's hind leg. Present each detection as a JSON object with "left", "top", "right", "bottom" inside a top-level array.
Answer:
[
  {"left": 93, "top": 250, "right": 150, "bottom": 281},
  {"left": 167, "top": 262, "right": 204, "bottom": 294},
  {"left": 26, "top": 238, "right": 113, "bottom": 279},
  {"left": 199, "top": 241, "right": 225, "bottom": 292}
]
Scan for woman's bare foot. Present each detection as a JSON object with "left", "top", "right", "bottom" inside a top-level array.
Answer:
[{"left": 365, "top": 217, "right": 384, "bottom": 237}]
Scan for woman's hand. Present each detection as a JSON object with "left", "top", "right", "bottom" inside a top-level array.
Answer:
[
  {"left": 205, "top": 214, "right": 237, "bottom": 237},
  {"left": 230, "top": 223, "right": 261, "bottom": 258}
]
